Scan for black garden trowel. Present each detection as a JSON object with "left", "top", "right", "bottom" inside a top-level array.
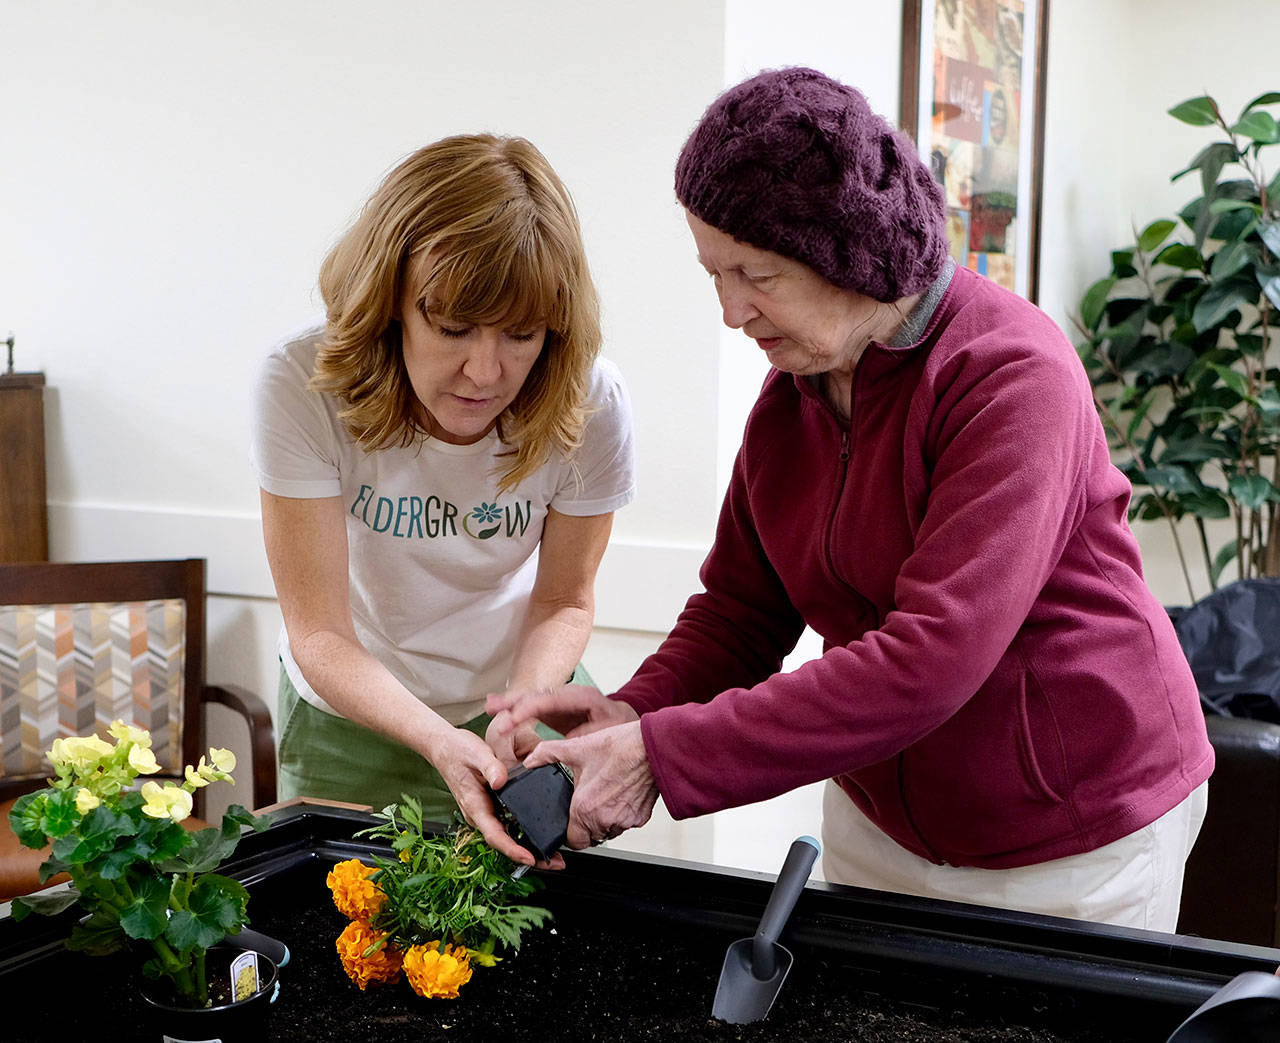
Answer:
[{"left": 711, "top": 835, "right": 820, "bottom": 1025}]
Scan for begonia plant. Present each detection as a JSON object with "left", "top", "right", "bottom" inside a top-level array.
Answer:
[{"left": 7, "top": 722, "right": 270, "bottom": 1007}]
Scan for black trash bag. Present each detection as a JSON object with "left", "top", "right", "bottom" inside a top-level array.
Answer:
[{"left": 1170, "top": 578, "right": 1280, "bottom": 722}]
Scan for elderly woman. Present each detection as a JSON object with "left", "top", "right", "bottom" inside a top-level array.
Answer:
[
  {"left": 251, "top": 134, "right": 634, "bottom": 866},
  {"left": 490, "top": 68, "right": 1212, "bottom": 927}
]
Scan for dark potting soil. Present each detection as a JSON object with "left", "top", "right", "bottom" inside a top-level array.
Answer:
[{"left": 3, "top": 858, "right": 1182, "bottom": 1043}]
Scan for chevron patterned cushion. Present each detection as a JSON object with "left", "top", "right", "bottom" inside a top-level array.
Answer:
[{"left": 0, "top": 599, "right": 187, "bottom": 782}]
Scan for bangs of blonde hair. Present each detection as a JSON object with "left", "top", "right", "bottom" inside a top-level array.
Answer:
[{"left": 312, "top": 133, "right": 601, "bottom": 491}]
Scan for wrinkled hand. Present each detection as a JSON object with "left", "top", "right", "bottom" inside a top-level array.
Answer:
[
  {"left": 522, "top": 721, "right": 657, "bottom": 850},
  {"left": 486, "top": 684, "right": 639, "bottom": 744},
  {"left": 431, "top": 726, "right": 563, "bottom": 869}
]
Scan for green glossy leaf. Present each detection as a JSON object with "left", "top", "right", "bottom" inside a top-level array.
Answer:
[
  {"left": 1080, "top": 277, "right": 1116, "bottom": 330},
  {"left": 1256, "top": 262, "right": 1280, "bottom": 311},
  {"left": 1155, "top": 243, "right": 1203, "bottom": 270},
  {"left": 1208, "top": 363, "right": 1250, "bottom": 398},
  {"left": 1178, "top": 490, "right": 1232, "bottom": 519},
  {"left": 1231, "top": 111, "right": 1280, "bottom": 145},
  {"left": 8, "top": 791, "right": 52, "bottom": 849},
  {"left": 1110, "top": 248, "right": 1137, "bottom": 277},
  {"left": 1258, "top": 386, "right": 1280, "bottom": 416},
  {"left": 1127, "top": 396, "right": 1156, "bottom": 440},
  {"left": 1261, "top": 220, "right": 1280, "bottom": 258},
  {"left": 1228, "top": 471, "right": 1279, "bottom": 509},
  {"left": 1242, "top": 92, "right": 1280, "bottom": 114},
  {"left": 1173, "top": 142, "right": 1239, "bottom": 191},
  {"left": 11, "top": 888, "right": 83, "bottom": 921},
  {"left": 51, "top": 804, "right": 137, "bottom": 865},
  {"left": 1210, "top": 539, "right": 1241, "bottom": 587},
  {"left": 1208, "top": 198, "right": 1261, "bottom": 215},
  {"left": 119, "top": 875, "right": 172, "bottom": 941},
  {"left": 1138, "top": 219, "right": 1178, "bottom": 253},
  {"left": 66, "top": 911, "right": 128, "bottom": 956},
  {"left": 1169, "top": 96, "right": 1219, "bottom": 126},
  {"left": 1138, "top": 464, "right": 1198, "bottom": 493},
  {"left": 1210, "top": 240, "right": 1254, "bottom": 280},
  {"left": 1192, "top": 280, "right": 1255, "bottom": 332}
]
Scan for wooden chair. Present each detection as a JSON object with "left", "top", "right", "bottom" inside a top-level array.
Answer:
[{"left": 0, "top": 558, "right": 277, "bottom": 899}]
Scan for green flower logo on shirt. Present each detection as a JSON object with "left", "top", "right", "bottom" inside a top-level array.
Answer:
[{"left": 462, "top": 502, "right": 502, "bottom": 540}]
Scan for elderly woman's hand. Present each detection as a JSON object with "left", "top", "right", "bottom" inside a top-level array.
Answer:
[
  {"left": 486, "top": 684, "right": 639, "bottom": 743},
  {"left": 521, "top": 720, "right": 657, "bottom": 850}
]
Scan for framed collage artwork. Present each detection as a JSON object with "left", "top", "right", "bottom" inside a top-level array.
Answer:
[{"left": 900, "top": 0, "right": 1049, "bottom": 302}]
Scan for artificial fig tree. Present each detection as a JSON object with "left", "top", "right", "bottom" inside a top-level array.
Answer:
[{"left": 1076, "top": 91, "right": 1280, "bottom": 601}]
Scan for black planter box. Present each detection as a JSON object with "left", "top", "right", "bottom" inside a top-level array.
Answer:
[{"left": 3, "top": 803, "right": 1278, "bottom": 1042}]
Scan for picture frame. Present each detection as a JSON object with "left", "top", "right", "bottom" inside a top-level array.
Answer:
[{"left": 900, "top": 0, "right": 1050, "bottom": 302}]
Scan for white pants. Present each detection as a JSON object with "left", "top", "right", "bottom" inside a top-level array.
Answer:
[{"left": 821, "top": 779, "right": 1208, "bottom": 931}]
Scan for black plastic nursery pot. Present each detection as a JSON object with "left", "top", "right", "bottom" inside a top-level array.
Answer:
[
  {"left": 139, "top": 946, "right": 280, "bottom": 1043},
  {"left": 3, "top": 802, "right": 1280, "bottom": 1042}
]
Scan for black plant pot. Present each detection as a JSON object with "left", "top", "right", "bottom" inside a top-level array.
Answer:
[{"left": 138, "top": 947, "right": 280, "bottom": 1043}]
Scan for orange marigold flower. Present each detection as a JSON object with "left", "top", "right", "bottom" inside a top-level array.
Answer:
[
  {"left": 404, "top": 941, "right": 474, "bottom": 999},
  {"left": 327, "top": 858, "right": 385, "bottom": 921},
  {"left": 335, "top": 920, "right": 403, "bottom": 990}
]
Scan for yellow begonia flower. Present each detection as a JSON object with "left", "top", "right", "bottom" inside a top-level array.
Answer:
[
  {"left": 404, "top": 941, "right": 473, "bottom": 999},
  {"left": 49, "top": 734, "right": 115, "bottom": 773},
  {"left": 140, "top": 781, "right": 194, "bottom": 822},
  {"left": 128, "top": 746, "right": 161, "bottom": 775},
  {"left": 327, "top": 860, "right": 386, "bottom": 921},
  {"left": 185, "top": 765, "right": 210, "bottom": 788},
  {"left": 207, "top": 748, "right": 236, "bottom": 774},
  {"left": 107, "top": 720, "right": 152, "bottom": 747},
  {"left": 335, "top": 920, "right": 402, "bottom": 990},
  {"left": 75, "top": 788, "right": 100, "bottom": 814}
]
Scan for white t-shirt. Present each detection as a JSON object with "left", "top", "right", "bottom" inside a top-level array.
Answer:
[{"left": 250, "top": 329, "right": 636, "bottom": 725}]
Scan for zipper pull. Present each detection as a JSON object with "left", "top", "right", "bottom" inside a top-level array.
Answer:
[{"left": 839, "top": 430, "right": 850, "bottom": 462}]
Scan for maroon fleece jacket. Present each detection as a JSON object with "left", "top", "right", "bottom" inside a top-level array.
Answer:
[{"left": 614, "top": 265, "right": 1212, "bottom": 869}]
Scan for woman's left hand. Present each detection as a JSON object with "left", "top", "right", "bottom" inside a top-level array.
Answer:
[
  {"left": 484, "top": 713, "right": 542, "bottom": 771},
  {"left": 521, "top": 720, "right": 657, "bottom": 849}
]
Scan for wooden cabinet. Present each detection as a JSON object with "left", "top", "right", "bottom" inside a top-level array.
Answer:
[{"left": 0, "top": 372, "right": 48, "bottom": 562}]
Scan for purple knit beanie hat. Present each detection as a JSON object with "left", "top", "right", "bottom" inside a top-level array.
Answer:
[{"left": 675, "top": 67, "right": 948, "bottom": 302}]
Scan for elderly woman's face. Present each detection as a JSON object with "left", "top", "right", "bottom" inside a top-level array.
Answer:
[{"left": 687, "top": 212, "right": 901, "bottom": 380}]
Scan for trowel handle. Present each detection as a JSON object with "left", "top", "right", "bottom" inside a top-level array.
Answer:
[{"left": 751, "top": 835, "right": 820, "bottom": 979}]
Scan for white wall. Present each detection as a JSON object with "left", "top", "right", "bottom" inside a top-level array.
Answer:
[{"left": 6, "top": 0, "right": 1280, "bottom": 871}]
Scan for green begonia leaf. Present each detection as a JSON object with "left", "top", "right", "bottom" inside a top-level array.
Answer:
[{"left": 119, "top": 875, "right": 172, "bottom": 941}]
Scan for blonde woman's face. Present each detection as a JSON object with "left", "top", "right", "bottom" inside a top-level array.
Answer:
[{"left": 398, "top": 293, "right": 546, "bottom": 446}]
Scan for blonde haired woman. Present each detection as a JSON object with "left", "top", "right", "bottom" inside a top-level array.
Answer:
[{"left": 251, "top": 135, "right": 634, "bottom": 865}]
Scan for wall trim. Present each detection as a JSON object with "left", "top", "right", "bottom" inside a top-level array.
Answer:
[{"left": 47, "top": 502, "right": 708, "bottom": 633}]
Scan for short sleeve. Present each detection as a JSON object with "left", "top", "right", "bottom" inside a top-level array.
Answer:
[
  {"left": 552, "top": 357, "right": 636, "bottom": 516},
  {"left": 249, "top": 331, "right": 344, "bottom": 499}
]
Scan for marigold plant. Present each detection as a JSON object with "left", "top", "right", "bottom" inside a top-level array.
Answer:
[{"left": 326, "top": 796, "right": 552, "bottom": 999}]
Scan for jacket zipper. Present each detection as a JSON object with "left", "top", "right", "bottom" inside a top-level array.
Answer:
[{"left": 823, "top": 370, "right": 941, "bottom": 864}]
